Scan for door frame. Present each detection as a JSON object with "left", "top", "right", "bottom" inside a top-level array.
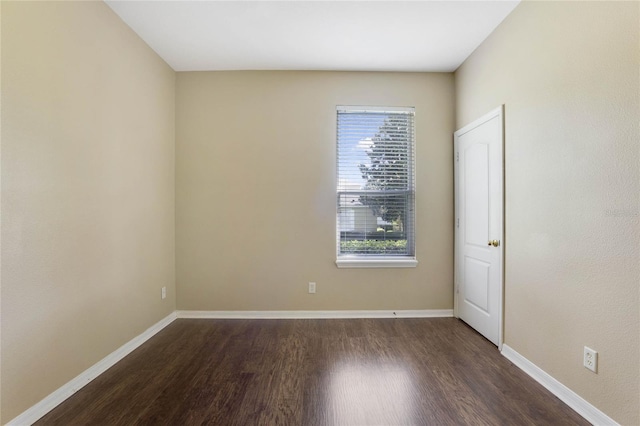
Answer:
[{"left": 453, "top": 105, "right": 505, "bottom": 350}]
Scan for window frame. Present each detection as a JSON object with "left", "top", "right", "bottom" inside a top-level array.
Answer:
[{"left": 335, "top": 105, "right": 418, "bottom": 269}]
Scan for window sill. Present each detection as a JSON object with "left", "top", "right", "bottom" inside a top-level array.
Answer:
[{"left": 335, "top": 258, "right": 418, "bottom": 269}]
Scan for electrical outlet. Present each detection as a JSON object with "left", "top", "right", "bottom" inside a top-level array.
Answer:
[
  {"left": 161, "top": 286, "right": 167, "bottom": 300},
  {"left": 583, "top": 346, "right": 597, "bottom": 373},
  {"left": 308, "top": 282, "right": 316, "bottom": 294}
]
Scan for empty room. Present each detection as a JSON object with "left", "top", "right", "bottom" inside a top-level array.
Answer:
[{"left": 1, "top": 0, "right": 638, "bottom": 425}]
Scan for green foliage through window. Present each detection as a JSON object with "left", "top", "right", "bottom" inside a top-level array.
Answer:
[{"left": 340, "top": 239, "right": 407, "bottom": 254}]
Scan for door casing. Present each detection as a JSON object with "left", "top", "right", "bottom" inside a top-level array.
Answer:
[{"left": 453, "top": 105, "right": 505, "bottom": 350}]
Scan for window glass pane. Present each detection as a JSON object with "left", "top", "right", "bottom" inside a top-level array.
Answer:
[{"left": 336, "top": 107, "right": 415, "bottom": 258}]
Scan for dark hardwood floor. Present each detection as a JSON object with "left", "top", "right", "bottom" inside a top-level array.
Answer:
[{"left": 36, "top": 318, "right": 588, "bottom": 425}]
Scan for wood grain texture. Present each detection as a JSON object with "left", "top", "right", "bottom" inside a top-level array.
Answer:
[{"left": 36, "top": 318, "right": 588, "bottom": 425}]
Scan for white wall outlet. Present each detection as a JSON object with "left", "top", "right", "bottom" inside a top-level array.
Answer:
[
  {"left": 308, "top": 282, "right": 316, "bottom": 294},
  {"left": 161, "top": 286, "right": 167, "bottom": 300},
  {"left": 583, "top": 346, "right": 597, "bottom": 373}
]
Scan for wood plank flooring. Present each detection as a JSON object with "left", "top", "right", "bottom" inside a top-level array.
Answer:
[{"left": 36, "top": 318, "right": 588, "bottom": 425}]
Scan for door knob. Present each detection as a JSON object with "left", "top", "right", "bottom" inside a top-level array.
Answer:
[{"left": 488, "top": 240, "right": 500, "bottom": 247}]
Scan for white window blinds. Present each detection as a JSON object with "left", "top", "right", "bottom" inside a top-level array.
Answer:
[{"left": 336, "top": 106, "right": 415, "bottom": 259}]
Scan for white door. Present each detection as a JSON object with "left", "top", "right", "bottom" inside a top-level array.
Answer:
[{"left": 454, "top": 106, "right": 504, "bottom": 347}]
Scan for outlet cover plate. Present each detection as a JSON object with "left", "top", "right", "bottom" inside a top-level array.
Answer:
[{"left": 583, "top": 346, "right": 597, "bottom": 373}]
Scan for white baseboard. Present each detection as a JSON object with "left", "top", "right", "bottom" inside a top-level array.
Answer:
[
  {"left": 501, "top": 344, "right": 618, "bottom": 426},
  {"left": 176, "top": 309, "right": 453, "bottom": 319},
  {"left": 7, "top": 312, "right": 177, "bottom": 426}
]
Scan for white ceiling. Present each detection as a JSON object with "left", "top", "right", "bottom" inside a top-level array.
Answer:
[{"left": 105, "top": 1, "right": 520, "bottom": 72}]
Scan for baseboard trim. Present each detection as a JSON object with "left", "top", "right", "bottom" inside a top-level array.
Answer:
[
  {"left": 501, "top": 344, "right": 619, "bottom": 426},
  {"left": 176, "top": 309, "right": 453, "bottom": 319},
  {"left": 7, "top": 312, "right": 177, "bottom": 426}
]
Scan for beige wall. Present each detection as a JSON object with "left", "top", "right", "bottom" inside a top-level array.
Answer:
[
  {"left": 0, "top": 1, "right": 3, "bottom": 422},
  {"left": 176, "top": 72, "right": 454, "bottom": 311},
  {"left": 1, "top": 1, "right": 175, "bottom": 422},
  {"left": 456, "top": 2, "right": 639, "bottom": 424}
]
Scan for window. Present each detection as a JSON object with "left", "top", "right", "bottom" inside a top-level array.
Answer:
[{"left": 336, "top": 106, "right": 417, "bottom": 268}]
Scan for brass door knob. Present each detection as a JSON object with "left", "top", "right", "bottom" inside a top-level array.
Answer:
[{"left": 488, "top": 240, "right": 500, "bottom": 247}]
